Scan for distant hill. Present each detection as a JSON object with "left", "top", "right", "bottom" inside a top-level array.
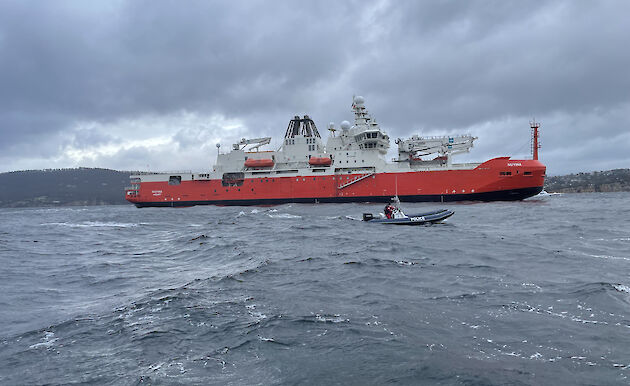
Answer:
[
  {"left": 0, "top": 168, "right": 134, "bottom": 207},
  {"left": 1, "top": 167, "right": 628, "bottom": 208},
  {"left": 545, "top": 169, "right": 630, "bottom": 193}
]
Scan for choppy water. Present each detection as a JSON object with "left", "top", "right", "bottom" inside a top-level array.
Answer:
[{"left": 1, "top": 192, "right": 629, "bottom": 385}]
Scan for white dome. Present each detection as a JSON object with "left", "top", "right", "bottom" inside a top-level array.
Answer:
[
  {"left": 353, "top": 95, "right": 365, "bottom": 105},
  {"left": 340, "top": 121, "right": 351, "bottom": 131}
]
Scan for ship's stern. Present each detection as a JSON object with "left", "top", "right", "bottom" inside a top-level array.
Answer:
[{"left": 124, "top": 176, "right": 142, "bottom": 205}]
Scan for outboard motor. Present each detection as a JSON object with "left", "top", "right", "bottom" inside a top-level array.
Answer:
[{"left": 362, "top": 213, "right": 374, "bottom": 221}]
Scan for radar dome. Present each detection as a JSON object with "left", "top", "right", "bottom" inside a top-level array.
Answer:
[
  {"left": 340, "top": 121, "right": 351, "bottom": 131},
  {"left": 353, "top": 95, "right": 365, "bottom": 105}
]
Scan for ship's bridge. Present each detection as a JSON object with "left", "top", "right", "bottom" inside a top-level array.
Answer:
[
  {"left": 354, "top": 130, "right": 389, "bottom": 153},
  {"left": 350, "top": 96, "right": 390, "bottom": 155}
]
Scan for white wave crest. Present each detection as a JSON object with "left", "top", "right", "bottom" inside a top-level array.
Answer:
[
  {"left": 41, "top": 221, "right": 139, "bottom": 228},
  {"left": 267, "top": 213, "right": 301, "bottom": 219},
  {"left": 29, "top": 331, "right": 58, "bottom": 349},
  {"left": 314, "top": 313, "right": 349, "bottom": 323},
  {"left": 537, "top": 190, "right": 563, "bottom": 197}
]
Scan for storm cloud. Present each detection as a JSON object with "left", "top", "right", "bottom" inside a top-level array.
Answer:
[{"left": 1, "top": 0, "right": 628, "bottom": 174}]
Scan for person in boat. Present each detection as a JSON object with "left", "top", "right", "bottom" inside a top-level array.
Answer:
[
  {"left": 384, "top": 202, "right": 407, "bottom": 219},
  {"left": 384, "top": 204, "right": 395, "bottom": 219}
]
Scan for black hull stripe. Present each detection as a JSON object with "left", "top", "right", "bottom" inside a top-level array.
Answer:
[{"left": 132, "top": 186, "right": 543, "bottom": 207}]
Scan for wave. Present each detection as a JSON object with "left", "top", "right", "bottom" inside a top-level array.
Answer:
[
  {"left": 430, "top": 291, "right": 487, "bottom": 301},
  {"left": 28, "top": 331, "right": 58, "bottom": 349},
  {"left": 613, "top": 284, "right": 630, "bottom": 294},
  {"left": 266, "top": 213, "right": 301, "bottom": 219},
  {"left": 295, "top": 313, "right": 351, "bottom": 324},
  {"left": 568, "top": 281, "right": 623, "bottom": 296},
  {"left": 581, "top": 252, "right": 630, "bottom": 261},
  {"left": 40, "top": 221, "right": 140, "bottom": 228},
  {"left": 235, "top": 208, "right": 301, "bottom": 219},
  {"left": 443, "top": 263, "right": 498, "bottom": 271},
  {"left": 536, "top": 190, "right": 563, "bottom": 197},
  {"left": 189, "top": 234, "right": 209, "bottom": 242}
]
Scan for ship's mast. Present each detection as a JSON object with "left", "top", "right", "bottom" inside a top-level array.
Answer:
[{"left": 530, "top": 121, "right": 541, "bottom": 160}]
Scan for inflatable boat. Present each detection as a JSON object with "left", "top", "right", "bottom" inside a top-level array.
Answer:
[{"left": 362, "top": 208, "right": 454, "bottom": 225}]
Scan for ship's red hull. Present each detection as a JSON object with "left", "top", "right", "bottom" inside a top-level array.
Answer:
[{"left": 125, "top": 157, "right": 545, "bottom": 207}]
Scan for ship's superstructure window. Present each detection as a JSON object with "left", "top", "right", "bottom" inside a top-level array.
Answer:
[{"left": 168, "top": 176, "right": 182, "bottom": 185}]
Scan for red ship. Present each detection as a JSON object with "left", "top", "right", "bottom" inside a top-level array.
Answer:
[{"left": 125, "top": 96, "right": 545, "bottom": 207}]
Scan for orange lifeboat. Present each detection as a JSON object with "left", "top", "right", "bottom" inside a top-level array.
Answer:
[
  {"left": 308, "top": 157, "right": 332, "bottom": 166},
  {"left": 244, "top": 158, "right": 274, "bottom": 168}
]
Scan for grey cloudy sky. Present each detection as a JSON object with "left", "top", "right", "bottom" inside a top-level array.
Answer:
[{"left": 1, "top": 0, "right": 629, "bottom": 175}]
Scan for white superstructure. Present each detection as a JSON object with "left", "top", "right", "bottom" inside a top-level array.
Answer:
[{"left": 211, "top": 96, "right": 478, "bottom": 178}]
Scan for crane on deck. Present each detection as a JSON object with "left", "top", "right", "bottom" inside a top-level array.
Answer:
[
  {"left": 395, "top": 134, "right": 476, "bottom": 164},
  {"left": 232, "top": 137, "right": 272, "bottom": 151}
]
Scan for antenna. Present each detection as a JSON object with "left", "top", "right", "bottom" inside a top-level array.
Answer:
[{"left": 393, "top": 175, "right": 400, "bottom": 204}]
